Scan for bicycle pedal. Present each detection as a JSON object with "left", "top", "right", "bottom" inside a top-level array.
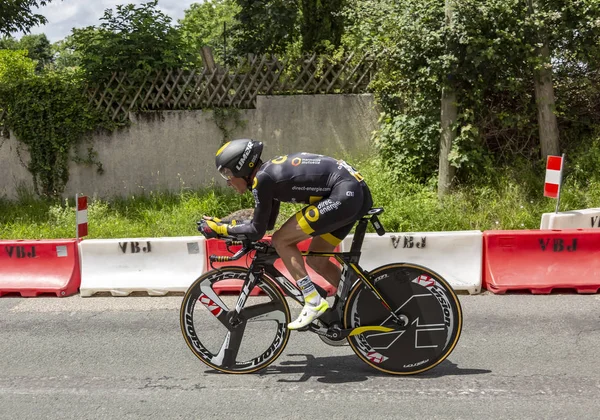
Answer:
[{"left": 296, "top": 325, "right": 311, "bottom": 332}]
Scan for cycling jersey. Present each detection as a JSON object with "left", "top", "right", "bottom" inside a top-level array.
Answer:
[{"left": 227, "top": 153, "right": 373, "bottom": 244}]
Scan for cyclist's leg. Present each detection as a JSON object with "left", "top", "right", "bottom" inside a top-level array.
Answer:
[
  {"left": 306, "top": 236, "right": 339, "bottom": 287},
  {"left": 276, "top": 180, "right": 372, "bottom": 329},
  {"left": 272, "top": 217, "right": 329, "bottom": 329},
  {"left": 271, "top": 216, "right": 312, "bottom": 282}
]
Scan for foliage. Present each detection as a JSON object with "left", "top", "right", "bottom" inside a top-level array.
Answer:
[
  {"left": 299, "top": 0, "right": 345, "bottom": 53},
  {"left": 69, "top": 0, "right": 188, "bottom": 82},
  {"left": 230, "top": 0, "right": 347, "bottom": 56},
  {"left": 374, "top": 108, "right": 440, "bottom": 182},
  {"left": 50, "top": 37, "right": 80, "bottom": 71},
  {"left": 178, "top": 0, "right": 240, "bottom": 65},
  {"left": 6, "top": 154, "right": 600, "bottom": 239},
  {"left": 0, "top": 49, "right": 36, "bottom": 136},
  {"left": 0, "top": 34, "right": 53, "bottom": 71},
  {"left": 2, "top": 70, "right": 112, "bottom": 197},
  {"left": 230, "top": 0, "right": 299, "bottom": 55},
  {"left": 0, "top": 0, "right": 55, "bottom": 36},
  {"left": 344, "top": 0, "right": 600, "bottom": 182},
  {"left": 0, "top": 49, "right": 36, "bottom": 85}
]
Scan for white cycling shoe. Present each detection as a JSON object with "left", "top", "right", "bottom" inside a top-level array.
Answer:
[{"left": 288, "top": 298, "right": 330, "bottom": 330}]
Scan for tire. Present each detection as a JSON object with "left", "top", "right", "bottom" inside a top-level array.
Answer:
[
  {"left": 180, "top": 267, "right": 291, "bottom": 374},
  {"left": 343, "top": 263, "right": 462, "bottom": 375}
]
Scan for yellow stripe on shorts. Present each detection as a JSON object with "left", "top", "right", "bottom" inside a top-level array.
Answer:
[
  {"left": 321, "top": 233, "right": 342, "bottom": 246},
  {"left": 296, "top": 211, "right": 315, "bottom": 234}
]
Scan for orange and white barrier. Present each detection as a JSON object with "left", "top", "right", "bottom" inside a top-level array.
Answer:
[
  {"left": 79, "top": 237, "right": 206, "bottom": 296},
  {"left": 0, "top": 240, "right": 81, "bottom": 297},
  {"left": 540, "top": 208, "right": 600, "bottom": 230},
  {"left": 483, "top": 229, "right": 600, "bottom": 294},
  {"left": 341, "top": 231, "right": 483, "bottom": 294}
]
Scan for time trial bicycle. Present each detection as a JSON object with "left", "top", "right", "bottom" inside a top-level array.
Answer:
[{"left": 180, "top": 208, "right": 463, "bottom": 375}]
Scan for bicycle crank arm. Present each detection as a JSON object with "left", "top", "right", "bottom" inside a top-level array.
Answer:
[
  {"left": 348, "top": 326, "right": 395, "bottom": 336},
  {"left": 316, "top": 324, "right": 399, "bottom": 341}
]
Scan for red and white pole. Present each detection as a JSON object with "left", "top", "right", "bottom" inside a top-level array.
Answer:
[
  {"left": 76, "top": 194, "right": 88, "bottom": 239},
  {"left": 544, "top": 154, "right": 565, "bottom": 213}
]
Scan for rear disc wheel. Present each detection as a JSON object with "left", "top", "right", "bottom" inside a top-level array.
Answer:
[{"left": 344, "top": 263, "right": 462, "bottom": 375}]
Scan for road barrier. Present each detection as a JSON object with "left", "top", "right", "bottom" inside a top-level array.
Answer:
[
  {"left": 540, "top": 208, "right": 600, "bottom": 229},
  {"left": 340, "top": 231, "right": 483, "bottom": 294},
  {"left": 79, "top": 237, "right": 206, "bottom": 296},
  {"left": 0, "top": 240, "right": 80, "bottom": 297},
  {"left": 206, "top": 237, "right": 337, "bottom": 296},
  {"left": 483, "top": 229, "right": 600, "bottom": 294}
]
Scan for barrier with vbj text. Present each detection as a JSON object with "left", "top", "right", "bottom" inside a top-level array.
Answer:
[
  {"left": 79, "top": 237, "right": 206, "bottom": 296},
  {"left": 540, "top": 208, "right": 600, "bottom": 230},
  {"left": 0, "top": 239, "right": 81, "bottom": 297},
  {"left": 340, "top": 231, "right": 483, "bottom": 294},
  {"left": 483, "top": 229, "right": 600, "bottom": 294}
]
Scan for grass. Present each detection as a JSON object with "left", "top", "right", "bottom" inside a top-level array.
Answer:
[{"left": 1, "top": 157, "right": 598, "bottom": 240}]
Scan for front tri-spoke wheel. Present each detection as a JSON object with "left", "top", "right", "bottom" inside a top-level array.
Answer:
[{"left": 180, "top": 267, "right": 291, "bottom": 373}]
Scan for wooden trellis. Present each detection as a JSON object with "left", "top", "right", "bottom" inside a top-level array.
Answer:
[
  {"left": 0, "top": 53, "right": 376, "bottom": 126},
  {"left": 88, "top": 53, "right": 376, "bottom": 122}
]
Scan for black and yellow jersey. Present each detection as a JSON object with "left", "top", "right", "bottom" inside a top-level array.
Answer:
[{"left": 227, "top": 153, "right": 368, "bottom": 241}]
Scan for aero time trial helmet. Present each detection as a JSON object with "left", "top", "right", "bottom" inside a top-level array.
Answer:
[{"left": 215, "top": 139, "right": 263, "bottom": 180}]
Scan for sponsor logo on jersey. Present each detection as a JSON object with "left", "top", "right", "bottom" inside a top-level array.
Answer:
[
  {"left": 291, "top": 185, "right": 331, "bottom": 193},
  {"left": 316, "top": 199, "right": 342, "bottom": 215},
  {"left": 271, "top": 155, "right": 288, "bottom": 164}
]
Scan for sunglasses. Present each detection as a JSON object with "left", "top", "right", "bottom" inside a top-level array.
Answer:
[{"left": 218, "top": 166, "right": 234, "bottom": 181}]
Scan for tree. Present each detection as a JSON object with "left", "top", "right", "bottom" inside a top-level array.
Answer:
[
  {"left": 0, "top": 1, "right": 56, "bottom": 36},
  {"left": 344, "top": 0, "right": 600, "bottom": 187},
  {"left": 0, "top": 34, "right": 53, "bottom": 71},
  {"left": 231, "top": 0, "right": 299, "bottom": 55},
  {"left": 70, "top": 0, "right": 188, "bottom": 81},
  {"left": 0, "top": 49, "right": 36, "bottom": 85},
  {"left": 438, "top": 0, "right": 458, "bottom": 197},
  {"left": 300, "top": 0, "right": 345, "bottom": 53},
  {"left": 178, "top": 0, "right": 240, "bottom": 64},
  {"left": 0, "top": 49, "right": 37, "bottom": 136},
  {"left": 51, "top": 37, "right": 80, "bottom": 71}
]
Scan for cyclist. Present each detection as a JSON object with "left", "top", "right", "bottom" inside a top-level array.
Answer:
[{"left": 198, "top": 139, "right": 373, "bottom": 330}]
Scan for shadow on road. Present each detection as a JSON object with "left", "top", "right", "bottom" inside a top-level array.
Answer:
[{"left": 248, "top": 354, "right": 491, "bottom": 383}]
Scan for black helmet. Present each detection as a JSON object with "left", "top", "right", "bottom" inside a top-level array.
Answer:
[{"left": 215, "top": 139, "right": 263, "bottom": 179}]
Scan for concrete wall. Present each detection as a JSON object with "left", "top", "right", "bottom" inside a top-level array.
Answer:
[{"left": 0, "top": 94, "right": 379, "bottom": 200}]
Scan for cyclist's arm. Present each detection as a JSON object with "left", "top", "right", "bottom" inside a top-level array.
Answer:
[
  {"left": 267, "top": 200, "right": 280, "bottom": 230},
  {"left": 226, "top": 174, "right": 278, "bottom": 241}
]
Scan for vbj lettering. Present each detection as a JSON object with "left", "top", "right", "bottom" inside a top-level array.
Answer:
[
  {"left": 17, "top": 247, "right": 27, "bottom": 258},
  {"left": 403, "top": 236, "right": 426, "bottom": 249},
  {"left": 5, "top": 246, "right": 14, "bottom": 258},
  {"left": 592, "top": 216, "right": 600, "bottom": 228},
  {"left": 4, "top": 246, "right": 36, "bottom": 258},
  {"left": 119, "top": 242, "right": 152, "bottom": 254},
  {"left": 539, "top": 238, "right": 577, "bottom": 252}
]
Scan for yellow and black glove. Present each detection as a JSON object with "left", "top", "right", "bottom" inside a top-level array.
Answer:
[{"left": 197, "top": 219, "right": 228, "bottom": 239}]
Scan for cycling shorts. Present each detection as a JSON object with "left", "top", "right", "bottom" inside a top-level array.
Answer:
[{"left": 295, "top": 179, "right": 373, "bottom": 246}]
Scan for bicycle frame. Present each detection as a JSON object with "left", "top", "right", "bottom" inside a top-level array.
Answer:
[{"left": 219, "top": 209, "right": 404, "bottom": 332}]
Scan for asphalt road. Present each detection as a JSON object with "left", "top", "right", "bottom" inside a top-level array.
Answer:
[{"left": 1, "top": 293, "right": 599, "bottom": 420}]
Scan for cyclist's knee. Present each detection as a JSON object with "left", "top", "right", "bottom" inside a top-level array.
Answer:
[
  {"left": 271, "top": 230, "right": 291, "bottom": 251},
  {"left": 271, "top": 230, "right": 283, "bottom": 250}
]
